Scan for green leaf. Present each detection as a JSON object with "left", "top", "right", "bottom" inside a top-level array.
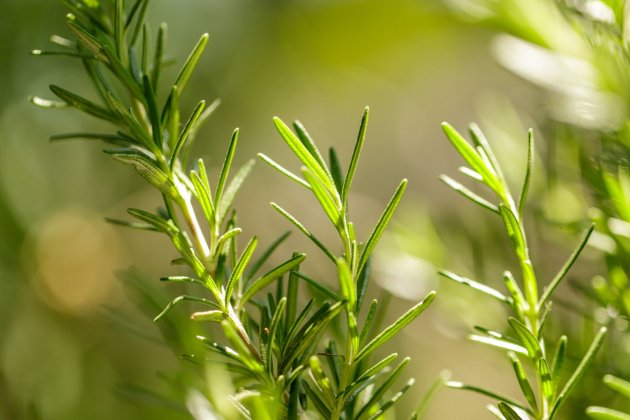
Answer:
[
  {"left": 508, "top": 352, "right": 537, "bottom": 411},
  {"left": 439, "top": 270, "right": 511, "bottom": 304},
  {"left": 102, "top": 45, "right": 144, "bottom": 100},
  {"left": 356, "top": 179, "right": 407, "bottom": 278},
  {"left": 341, "top": 353, "right": 398, "bottom": 399},
  {"left": 415, "top": 370, "right": 452, "bottom": 419},
  {"left": 240, "top": 253, "right": 306, "bottom": 306},
  {"left": 105, "top": 217, "right": 157, "bottom": 231},
  {"left": 538, "top": 358, "right": 553, "bottom": 402},
  {"left": 270, "top": 202, "right": 336, "bottom": 263},
  {"left": 190, "top": 165, "right": 215, "bottom": 227},
  {"left": 154, "top": 295, "right": 219, "bottom": 322},
  {"left": 282, "top": 301, "right": 344, "bottom": 369},
  {"left": 550, "top": 335, "right": 567, "bottom": 390},
  {"left": 215, "top": 129, "right": 238, "bottom": 207},
  {"left": 128, "top": 0, "right": 149, "bottom": 46},
  {"left": 308, "top": 356, "right": 335, "bottom": 407},
  {"left": 355, "top": 257, "right": 370, "bottom": 314},
  {"left": 190, "top": 310, "right": 224, "bottom": 322},
  {"left": 217, "top": 158, "right": 255, "bottom": 224},
  {"left": 50, "top": 132, "right": 130, "bottom": 146},
  {"left": 359, "top": 299, "right": 378, "bottom": 344},
  {"left": 539, "top": 224, "right": 595, "bottom": 308},
  {"left": 292, "top": 120, "right": 329, "bottom": 177},
  {"left": 468, "top": 335, "right": 528, "bottom": 356},
  {"left": 551, "top": 327, "right": 607, "bottom": 418},
  {"left": 329, "top": 147, "right": 344, "bottom": 194},
  {"left": 273, "top": 117, "right": 336, "bottom": 197},
  {"left": 446, "top": 381, "right": 532, "bottom": 415},
  {"left": 151, "top": 22, "right": 166, "bottom": 90},
  {"left": 586, "top": 407, "right": 630, "bottom": 420},
  {"left": 67, "top": 20, "right": 107, "bottom": 61},
  {"left": 114, "top": 0, "right": 125, "bottom": 59},
  {"left": 258, "top": 153, "right": 310, "bottom": 189},
  {"left": 225, "top": 237, "right": 258, "bottom": 304},
  {"left": 356, "top": 357, "right": 410, "bottom": 419},
  {"left": 503, "top": 271, "right": 526, "bottom": 320},
  {"left": 173, "top": 33, "right": 208, "bottom": 96},
  {"left": 337, "top": 258, "right": 356, "bottom": 311},
  {"left": 266, "top": 297, "right": 286, "bottom": 375},
  {"left": 141, "top": 75, "right": 162, "bottom": 147},
  {"left": 104, "top": 92, "right": 154, "bottom": 147},
  {"left": 31, "top": 49, "right": 95, "bottom": 59},
  {"left": 355, "top": 291, "right": 435, "bottom": 364},
  {"left": 302, "top": 168, "right": 342, "bottom": 230},
  {"left": 220, "top": 320, "right": 263, "bottom": 374},
  {"left": 342, "top": 106, "right": 369, "bottom": 207},
  {"left": 366, "top": 378, "right": 415, "bottom": 420},
  {"left": 441, "top": 122, "right": 499, "bottom": 192},
  {"left": 110, "top": 149, "right": 177, "bottom": 198},
  {"left": 29, "top": 96, "right": 67, "bottom": 108},
  {"left": 499, "top": 205, "right": 526, "bottom": 257},
  {"left": 160, "top": 275, "right": 205, "bottom": 287},
  {"left": 498, "top": 402, "right": 527, "bottom": 420},
  {"left": 302, "top": 379, "right": 332, "bottom": 418},
  {"left": 170, "top": 100, "right": 205, "bottom": 168},
  {"left": 518, "top": 129, "right": 534, "bottom": 217},
  {"left": 294, "top": 271, "right": 341, "bottom": 301},
  {"left": 508, "top": 317, "right": 542, "bottom": 360},
  {"left": 49, "top": 85, "right": 117, "bottom": 122},
  {"left": 127, "top": 208, "right": 175, "bottom": 234},
  {"left": 440, "top": 174, "right": 499, "bottom": 213},
  {"left": 604, "top": 375, "right": 630, "bottom": 399},
  {"left": 245, "top": 231, "right": 291, "bottom": 281}
]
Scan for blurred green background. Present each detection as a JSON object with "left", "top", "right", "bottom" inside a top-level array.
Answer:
[{"left": 0, "top": 0, "right": 585, "bottom": 418}]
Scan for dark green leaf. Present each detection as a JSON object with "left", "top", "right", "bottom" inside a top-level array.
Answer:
[
  {"left": 498, "top": 402, "right": 527, "bottom": 420},
  {"left": 539, "top": 224, "right": 595, "bottom": 308},
  {"left": 225, "top": 237, "right": 258, "bottom": 304},
  {"left": 342, "top": 106, "right": 368, "bottom": 207},
  {"left": 49, "top": 85, "right": 117, "bottom": 122},
  {"left": 329, "top": 147, "right": 344, "bottom": 194},
  {"left": 170, "top": 100, "right": 205, "bottom": 167},
  {"left": 356, "top": 357, "right": 410, "bottom": 419},
  {"left": 294, "top": 271, "right": 341, "bottom": 301},
  {"left": 357, "top": 179, "right": 407, "bottom": 278},
  {"left": 518, "top": 129, "right": 534, "bottom": 217},
  {"left": 215, "top": 129, "right": 238, "bottom": 207},
  {"left": 355, "top": 291, "right": 435, "bottom": 364},
  {"left": 245, "top": 231, "right": 291, "bottom": 282},
  {"left": 173, "top": 33, "right": 208, "bottom": 96},
  {"left": 270, "top": 202, "right": 336, "bottom": 263},
  {"left": 508, "top": 352, "right": 537, "bottom": 411},
  {"left": 240, "top": 253, "right": 306, "bottom": 306},
  {"left": 551, "top": 327, "right": 607, "bottom": 418}
]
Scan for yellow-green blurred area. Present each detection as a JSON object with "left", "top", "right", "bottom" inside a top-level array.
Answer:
[{"left": 0, "top": 0, "right": 605, "bottom": 419}]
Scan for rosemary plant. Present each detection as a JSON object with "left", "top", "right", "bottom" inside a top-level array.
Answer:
[
  {"left": 32, "top": 0, "right": 315, "bottom": 416},
  {"left": 34, "top": 1, "right": 435, "bottom": 417},
  {"left": 446, "top": 0, "right": 630, "bottom": 416},
  {"left": 439, "top": 123, "right": 606, "bottom": 420},
  {"left": 260, "top": 109, "right": 436, "bottom": 419}
]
